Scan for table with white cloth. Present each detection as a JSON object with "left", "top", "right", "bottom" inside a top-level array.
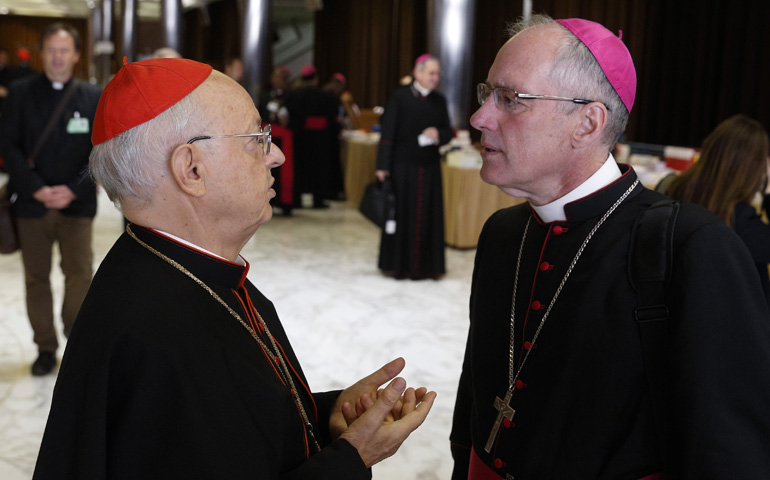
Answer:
[
  {"left": 341, "top": 132, "right": 380, "bottom": 209},
  {"left": 441, "top": 150, "right": 524, "bottom": 249},
  {"left": 341, "top": 136, "right": 524, "bottom": 249}
]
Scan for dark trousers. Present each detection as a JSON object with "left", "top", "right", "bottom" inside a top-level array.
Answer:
[{"left": 16, "top": 210, "right": 93, "bottom": 352}]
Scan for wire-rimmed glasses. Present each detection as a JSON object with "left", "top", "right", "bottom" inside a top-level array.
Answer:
[
  {"left": 477, "top": 83, "right": 609, "bottom": 112},
  {"left": 187, "top": 124, "right": 271, "bottom": 155}
]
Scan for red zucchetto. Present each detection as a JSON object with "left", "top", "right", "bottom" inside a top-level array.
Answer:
[{"left": 91, "top": 58, "right": 213, "bottom": 145}]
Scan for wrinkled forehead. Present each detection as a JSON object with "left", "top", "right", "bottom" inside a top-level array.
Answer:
[{"left": 199, "top": 73, "right": 262, "bottom": 128}]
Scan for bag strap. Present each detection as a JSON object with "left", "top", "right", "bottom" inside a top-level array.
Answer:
[
  {"left": 629, "top": 198, "right": 679, "bottom": 468},
  {"left": 28, "top": 78, "right": 79, "bottom": 165}
]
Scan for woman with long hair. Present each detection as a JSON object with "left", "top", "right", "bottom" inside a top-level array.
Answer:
[{"left": 666, "top": 114, "right": 770, "bottom": 305}]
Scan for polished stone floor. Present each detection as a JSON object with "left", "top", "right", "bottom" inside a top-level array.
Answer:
[{"left": 0, "top": 186, "right": 478, "bottom": 479}]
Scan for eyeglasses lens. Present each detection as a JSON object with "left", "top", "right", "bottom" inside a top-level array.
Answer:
[
  {"left": 263, "top": 126, "right": 271, "bottom": 155},
  {"left": 477, "top": 84, "right": 488, "bottom": 106}
]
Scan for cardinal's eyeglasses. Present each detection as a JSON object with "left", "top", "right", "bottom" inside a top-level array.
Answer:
[{"left": 187, "top": 124, "right": 271, "bottom": 155}]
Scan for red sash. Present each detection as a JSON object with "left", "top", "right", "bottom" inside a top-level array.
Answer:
[{"left": 304, "top": 116, "right": 328, "bottom": 130}]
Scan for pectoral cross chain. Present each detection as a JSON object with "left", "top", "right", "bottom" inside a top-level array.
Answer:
[{"left": 484, "top": 389, "right": 515, "bottom": 453}]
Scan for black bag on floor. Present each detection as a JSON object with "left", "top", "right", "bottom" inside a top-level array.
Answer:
[{"left": 359, "top": 178, "right": 395, "bottom": 228}]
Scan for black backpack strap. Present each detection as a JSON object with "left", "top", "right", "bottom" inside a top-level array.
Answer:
[{"left": 629, "top": 199, "right": 679, "bottom": 468}]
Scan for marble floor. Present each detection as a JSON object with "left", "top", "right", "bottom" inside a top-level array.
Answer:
[{"left": 0, "top": 185, "right": 478, "bottom": 479}]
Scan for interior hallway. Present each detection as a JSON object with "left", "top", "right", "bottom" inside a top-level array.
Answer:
[{"left": 0, "top": 184, "right": 477, "bottom": 479}]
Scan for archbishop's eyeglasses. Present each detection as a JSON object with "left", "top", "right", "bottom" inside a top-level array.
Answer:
[
  {"left": 477, "top": 83, "right": 609, "bottom": 113},
  {"left": 187, "top": 124, "right": 271, "bottom": 155}
]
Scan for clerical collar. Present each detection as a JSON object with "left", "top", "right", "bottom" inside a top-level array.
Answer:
[
  {"left": 152, "top": 228, "right": 246, "bottom": 266},
  {"left": 47, "top": 75, "right": 72, "bottom": 91},
  {"left": 532, "top": 153, "right": 622, "bottom": 223},
  {"left": 413, "top": 81, "right": 431, "bottom": 97}
]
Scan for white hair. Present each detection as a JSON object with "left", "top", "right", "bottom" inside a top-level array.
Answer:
[{"left": 89, "top": 89, "right": 212, "bottom": 208}]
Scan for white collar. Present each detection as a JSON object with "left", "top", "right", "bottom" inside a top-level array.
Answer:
[
  {"left": 413, "top": 82, "right": 431, "bottom": 97},
  {"left": 153, "top": 229, "right": 246, "bottom": 266},
  {"left": 532, "top": 153, "right": 622, "bottom": 223}
]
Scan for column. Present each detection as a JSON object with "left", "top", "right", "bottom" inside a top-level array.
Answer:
[
  {"left": 162, "top": 0, "right": 183, "bottom": 54},
  {"left": 242, "top": 0, "right": 269, "bottom": 102},
  {"left": 427, "top": 0, "right": 477, "bottom": 130},
  {"left": 121, "top": 0, "right": 138, "bottom": 64},
  {"left": 93, "top": 0, "right": 114, "bottom": 85}
]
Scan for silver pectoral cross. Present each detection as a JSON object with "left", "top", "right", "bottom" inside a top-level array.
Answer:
[{"left": 484, "top": 389, "right": 516, "bottom": 453}]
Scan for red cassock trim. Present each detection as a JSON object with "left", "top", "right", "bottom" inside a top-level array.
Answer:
[
  {"left": 469, "top": 447, "right": 663, "bottom": 480},
  {"left": 468, "top": 448, "right": 503, "bottom": 480},
  {"left": 233, "top": 285, "right": 319, "bottom": 459}
]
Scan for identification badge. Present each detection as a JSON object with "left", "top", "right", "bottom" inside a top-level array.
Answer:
[
  {"left": 385, "top": 219, "right": 396, "bottom": 235},
  {"left": 67, "top": 112, "right": 90, "bottom": 134}
]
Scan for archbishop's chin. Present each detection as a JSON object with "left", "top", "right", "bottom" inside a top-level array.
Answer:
[{"left": 479, "top": 159, "right": 502, "bottom": 188}]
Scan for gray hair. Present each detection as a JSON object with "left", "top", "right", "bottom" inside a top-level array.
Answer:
[
  {"left": 89, "top": 90, "right": 211, "bottom": 209},
  {"left": 507, "top": 14, "right": 629, "bottom": 147}
]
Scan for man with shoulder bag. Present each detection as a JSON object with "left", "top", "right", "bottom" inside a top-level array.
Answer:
[{"left": 0, "top": 23, "right": 101, "bottom": 376}]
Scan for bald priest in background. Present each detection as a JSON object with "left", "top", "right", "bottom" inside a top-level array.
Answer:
[{"left": 33, "top": 58, "right": 435, "bottom": 479}]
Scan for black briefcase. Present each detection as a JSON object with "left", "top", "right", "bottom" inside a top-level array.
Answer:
[{"left": 359, "top": 178, "right": 395, "bottom": 228}]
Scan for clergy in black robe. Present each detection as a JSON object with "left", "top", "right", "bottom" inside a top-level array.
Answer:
[
  {"left": 34, "top": 225, "right": 368, "bottom": 478},
  {"left": 281, "top": 65, "right": 340, "bottom": 208},
  {"left": 450, "top": 15, "right": 770, "bottom": 479},
  {"left": 376, "top": 55, "right": 453, "bottom": 279},
  {"left": 451, "top": 166, "right": 770, "bottom": 479},
  {"left": 33, "top": 58, "right": 435, "bottom": 479}
]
